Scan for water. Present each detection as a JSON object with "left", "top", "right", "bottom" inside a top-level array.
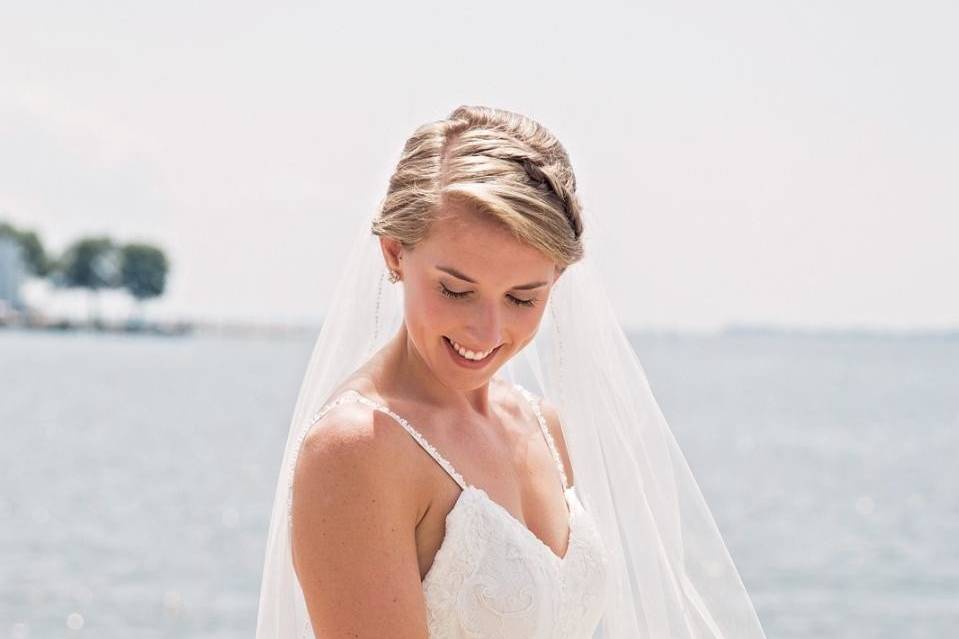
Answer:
[
  {"left": 2, "top": 329, "right": 957, "bottom": 638},
  {"left": 634, "top": 332, "right": 959, "bottom": 638}
]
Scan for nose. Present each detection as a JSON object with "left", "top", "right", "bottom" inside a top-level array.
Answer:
[{"left": 466, "top": 301, "right": 503, "bottom": 350}]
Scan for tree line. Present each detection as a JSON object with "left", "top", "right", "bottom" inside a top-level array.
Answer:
[{"left": 0, "top": 219, "right": 169, "bottom": 323}]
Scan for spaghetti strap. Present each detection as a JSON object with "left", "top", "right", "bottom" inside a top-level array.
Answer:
[
  {"left": 313, "top": 389, "right": 468, "bottom": 491},
  {"left": 512, "top": 382, "right": 570, "bottom": 490}
]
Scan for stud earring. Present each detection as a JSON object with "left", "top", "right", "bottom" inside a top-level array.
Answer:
[{"left": 387, "top": 269, "right": 400, "bottom": 283}]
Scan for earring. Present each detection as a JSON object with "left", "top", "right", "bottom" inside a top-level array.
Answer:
[{"left": 387, "top": 269, "right": 400, "bottom": 283}]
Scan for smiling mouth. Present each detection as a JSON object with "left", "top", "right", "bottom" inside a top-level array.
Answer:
[{"left": 444, "top": 335, "right": 500, "bottom": 361}]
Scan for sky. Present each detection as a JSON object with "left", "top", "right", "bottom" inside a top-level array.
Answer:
[{"left": 1, "top": 1, "right": 956, "bottom": 332}]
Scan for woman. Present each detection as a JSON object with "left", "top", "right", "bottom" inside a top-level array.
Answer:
[{"left": 256, "top": 105, "right": 767, "bottom": 638}]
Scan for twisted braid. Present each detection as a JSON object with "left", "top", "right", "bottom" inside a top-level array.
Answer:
[
  {"left": 520, "top": 158, "right": 583, "bottom": 239},
  {"left": 444, "top": 106, "right": 583, "bottom": 241}
]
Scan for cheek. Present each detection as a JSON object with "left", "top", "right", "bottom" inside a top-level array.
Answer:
[
  {"left": 517, "top": 306, "right": 547, "bottom": 340},
  {"left": 404, "top": 284, "right": 452, "bottom": 330}
]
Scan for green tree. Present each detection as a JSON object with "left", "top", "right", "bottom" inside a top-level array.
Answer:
[
  {"left": 0, "top": 221, "right": 50, "bottom": 276},
  {"left": 57, "top": 236, "right": 121, "bottom": 327},
  {"left": 120, "top": 243, "right": 169, "bottom": 323}
]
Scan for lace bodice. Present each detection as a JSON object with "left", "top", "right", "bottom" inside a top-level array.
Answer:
[{"left": 308, "top": 382, "right": 611, "bottom": 638}]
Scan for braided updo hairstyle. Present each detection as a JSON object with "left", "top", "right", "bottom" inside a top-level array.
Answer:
[{"left": 371, "top": 105, "right": 585, "bottom": 269}]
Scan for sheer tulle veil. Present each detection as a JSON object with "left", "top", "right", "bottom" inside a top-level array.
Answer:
[{"left": 255, "top": 139, "right": 767, "bottom": 639}]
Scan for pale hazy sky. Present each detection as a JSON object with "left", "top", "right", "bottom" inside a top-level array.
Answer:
[{"left": 2, "top": 2, "right": 956, "bottom": 331}]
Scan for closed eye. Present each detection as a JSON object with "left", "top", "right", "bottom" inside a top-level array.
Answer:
[
  {"left": 439, "top": 283, "right": 538, "bottom": 308},
  {"left": 438, "top": 284, "right": 469, "bottom": 300}
]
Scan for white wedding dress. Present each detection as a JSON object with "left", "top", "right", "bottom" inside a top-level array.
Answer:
[{"left": 308, "top": 381, "right": 612, "bottom": 638}]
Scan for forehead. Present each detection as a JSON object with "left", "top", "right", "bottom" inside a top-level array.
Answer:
[{"left": 417, "top": 204, "right": 555, "bottom": 278}]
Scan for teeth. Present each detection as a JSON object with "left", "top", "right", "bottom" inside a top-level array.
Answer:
[{"left": 448, "top": 337, "right": 493, "bottom": 360}]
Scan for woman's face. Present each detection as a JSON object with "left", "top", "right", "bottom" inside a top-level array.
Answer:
[{"left": 382, "top": 204, "right": 561, "bottom": 389}]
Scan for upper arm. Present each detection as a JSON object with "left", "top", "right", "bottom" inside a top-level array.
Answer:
[
  {"left": 290, "top": 404, "right": 429, "bottom": 638},
  {"left": 537, "top": 397, "right": 575, "bottom": 488}
]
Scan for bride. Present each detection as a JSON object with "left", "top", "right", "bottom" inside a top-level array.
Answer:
[{"left": 256, "top": 105, "right": 767, "bottom": 638}]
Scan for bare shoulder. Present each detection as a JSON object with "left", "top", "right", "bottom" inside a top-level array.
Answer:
[
  {"left": 536, "top": 395, "right": 575, "bottom": 488},
  {"left": 290, "top": 401, "right": 429, "bottom": 637},
  {"left": 293, "top": 400, "right": 404, "bottom": 506}
]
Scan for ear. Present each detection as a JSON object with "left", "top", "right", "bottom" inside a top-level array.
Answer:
[{"left": 379, "top": 236, "right": 404, "bottom": 273}]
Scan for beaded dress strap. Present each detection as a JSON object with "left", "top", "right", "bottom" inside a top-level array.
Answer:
[
  {"left": 312, "top": 390, "right": 468, "bottom": 491},
  {"left": 512, "top": 382, "right": 570, "bottom": 490}
]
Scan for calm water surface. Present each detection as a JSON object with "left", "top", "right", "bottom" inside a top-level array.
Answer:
[{"left": 2, "top": 329, "right": 957, "bottom": 638}]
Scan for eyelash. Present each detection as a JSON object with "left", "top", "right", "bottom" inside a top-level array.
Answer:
[{"left": 439, "top": 283, "right": 538, "bottom": 308}]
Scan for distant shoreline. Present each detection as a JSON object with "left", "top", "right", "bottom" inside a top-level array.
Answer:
[
  {"left": 0, "top": 315, "right": 318, "bottom": 339},
  {"left": 2, "top": 318, "right": 956, "bottom": 341},
  {"left": 717, "top": 323, "right": 959, "bottom": 340}
]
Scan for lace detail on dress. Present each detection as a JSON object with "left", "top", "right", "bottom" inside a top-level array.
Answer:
[{"left": 421, "top": 484, "right": 610, "bottom": 638}]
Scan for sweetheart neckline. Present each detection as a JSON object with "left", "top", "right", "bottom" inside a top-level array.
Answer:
[{"left": 422, "top": 484, "right": 579, "bottom": 585}]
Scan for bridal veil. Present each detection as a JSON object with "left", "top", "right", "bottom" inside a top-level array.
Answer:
[{"left": 255, "top": 107, "right": 767, "bottom": 638}]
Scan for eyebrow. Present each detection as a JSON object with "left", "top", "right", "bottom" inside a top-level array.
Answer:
[{"left": 436, "top": 265, "right": 548, "bottom": 290}]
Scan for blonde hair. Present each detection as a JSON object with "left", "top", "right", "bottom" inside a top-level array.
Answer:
[{"left": 370, "top": 105, "right": 585, "bottom": 268}]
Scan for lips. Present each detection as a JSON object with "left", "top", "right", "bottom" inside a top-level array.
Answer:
[{"left": 443, "top": 335, "right": 500, "bottom": 363}]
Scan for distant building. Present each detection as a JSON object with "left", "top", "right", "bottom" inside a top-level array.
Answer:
[{"left": 0, "top": 235, "right": 27, "bottom": 311}]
